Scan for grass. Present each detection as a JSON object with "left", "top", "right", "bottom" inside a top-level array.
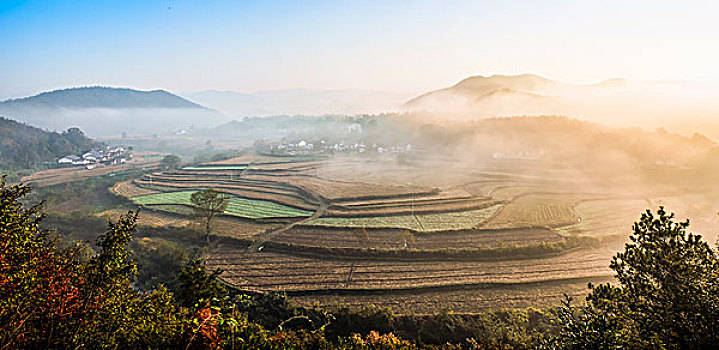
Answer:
[
  {"left": 133, "top": 191, "right": 313, "bottom": 219},
  {"left": 306, "top": 204, "right": 502, "bottom": 232}
]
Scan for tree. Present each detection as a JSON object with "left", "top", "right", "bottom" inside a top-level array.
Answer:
[
  {"left": 552, "top": 207, "right": 719, "bottom": 349},
  {"left": 161, "top": 154, "right": 182, "bottom": 169},
  {"left": 175, "top": 259, "right": 229, "bottom": 309},
  {"left": 191, "top": 189, "right": 229, "bottom": 244}
]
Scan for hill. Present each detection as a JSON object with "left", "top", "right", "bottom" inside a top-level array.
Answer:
[
  {"left": 0, "top": 117, "right": 102, "bottom": 169},
  {"left": 0, "top": 87, "right": 224, "bottom": 137},
  {"left": 1, "top": 87, "right": 206, "bottom": 109}
]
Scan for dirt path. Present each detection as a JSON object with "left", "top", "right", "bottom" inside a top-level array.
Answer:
[{"left": 245, "top": 201, "right": 327, "bottom": 252}]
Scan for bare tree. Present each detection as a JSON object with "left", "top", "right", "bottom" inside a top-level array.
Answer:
[{"left": 191, "top": 189, "right": 229, "bottom": 244}]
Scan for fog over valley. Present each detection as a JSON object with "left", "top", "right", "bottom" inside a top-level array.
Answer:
[{"left": 3, "top": 1, "right": 719, "bottom": 348}]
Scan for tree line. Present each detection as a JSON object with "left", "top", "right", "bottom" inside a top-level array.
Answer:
[{"left": 0, "top": 117, "right": 102, "bottom": 169}]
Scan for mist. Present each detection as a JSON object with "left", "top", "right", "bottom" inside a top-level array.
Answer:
[
  {"left": 182, "top": 89, "right": 414, "bottom": 119},
  {"left": 402, "top": 76, "right": 719, "bottom": 140},
  {"left": 0, "top": 106, "right": 224, "bottom": 138}
]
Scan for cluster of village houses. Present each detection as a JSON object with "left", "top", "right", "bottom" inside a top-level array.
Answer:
[
  {"left": 57, "top": 146, "right": 131, "bottom": 169},
  {"left": 257, "top": 140, "right": 414, "bottom": 157}
]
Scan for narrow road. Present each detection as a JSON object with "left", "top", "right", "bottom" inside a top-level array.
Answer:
[{"left": 245, "top": 201, "right": 327, "bottom": 253}]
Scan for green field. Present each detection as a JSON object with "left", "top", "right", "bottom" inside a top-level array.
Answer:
[
  {"left": 181, "top": 165, "right": 249, "bottom": 171},
  {"left": 133, "top": 191, "right": 313, "bottom": 219},
  {"left": 306, "top": 204, "right": 502, "bottom": 232}
]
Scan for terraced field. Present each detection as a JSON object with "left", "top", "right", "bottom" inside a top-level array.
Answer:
[{"left": 113, "top": 156, "right": 652, "bottom": 312}]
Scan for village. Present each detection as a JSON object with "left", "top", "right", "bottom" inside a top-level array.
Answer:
[
  {"left": 254, "top": 139, "right": 415, "bottom": 157},
  {"left": 252, "top": 121, "right": 418, "bottom": 157},
  {"left": 57, "top": 146, "right": 131, "bottom": 169}
]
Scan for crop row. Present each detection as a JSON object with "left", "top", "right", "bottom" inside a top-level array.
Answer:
[
  {"left": 246, "top": 174, "right": 438, "bottom": 202},
  {"left": 132, "top": 191, "right": 314, "bottom": 219},
  {"left": 139, "top": 182, "right": 318, "bottom": 211},
  {"left": 271, "top": 226, "right": 563, "bottom": 250},
  {"left": 325, "top": 198, "right": 501, "bottom": 218},
  {"left": 306, "top": 205, "right": 501, "bottom": 232},
  {"left": 133, "top": 176, "right": 319, "bottom": 209},
  {"left": 289, "top": 276, "right": 608, "bottom": 314},
  {"left": 206, "top": 249, "right": 613, "bottom": 292},
  {"left": 181, "top": 165, "right": 248, "bottom": 171},
  {"left": 480, "top": 194, "right": 581, "bottom": 229},
  {"left": 112, "top": 180, "right": 160, "bottom": 198}
]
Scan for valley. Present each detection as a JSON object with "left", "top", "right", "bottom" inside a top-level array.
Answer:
[{"left": 108, "top": 151, "right": 695, "bottom": 313}]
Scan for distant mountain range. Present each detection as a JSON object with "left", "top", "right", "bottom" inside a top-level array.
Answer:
[
  {"left": 0, "top": 87, "right": 222, "bottom": 137},
  {"left": 182, "top": 89, "right": 413, "bottom": 118}
]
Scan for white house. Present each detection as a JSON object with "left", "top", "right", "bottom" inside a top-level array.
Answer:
[
  {"left": 348, "top": 123, "right": 363, "bottom": 134},
  {"left": 58, "top": 155, "right": 80, "bottom": 164}
]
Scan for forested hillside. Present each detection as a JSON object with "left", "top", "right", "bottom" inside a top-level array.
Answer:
[
  {"left": 1, "top": 86, "right": 206, "bottom": 109},
  {"left": 0, "top": 117, "right": 101, "bottom": 169}
]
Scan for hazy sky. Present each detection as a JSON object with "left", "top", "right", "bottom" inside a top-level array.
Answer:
[{"left": 1, "top": 0, "right": 718, "bottom": 99}]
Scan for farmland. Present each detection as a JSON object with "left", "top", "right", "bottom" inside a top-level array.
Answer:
[
  {"left": 19, "top": 154, "right": 161, "bottom": 188},
  {"left": 111, "top": 154, "right": 681, "bottom": 312}
]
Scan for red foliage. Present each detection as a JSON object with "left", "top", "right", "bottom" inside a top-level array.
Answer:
[{"left": 184, "top": 302, "right": 221, "bottom": 350}]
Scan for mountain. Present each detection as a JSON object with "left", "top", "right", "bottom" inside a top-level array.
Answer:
[
  {"left": 402, "top": 74, "right": 719, "bottom": 139},
  {"left": 403, "top": 74, "right": 560, "bottom": 115},
  {"left": 0, "top": 87, "right": 223, "bottom": 137},
  {"left": 183, "top": 89, "right": 413, "bottom": 118},
  {"left": 0, "top": 117, "right": 102, "bottom": 169},
  {"left": 1, "top": 87, "right": 206, "bottom": 109}
]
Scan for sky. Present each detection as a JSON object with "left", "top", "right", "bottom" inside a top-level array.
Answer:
[{"left": 1, "top": 0, "right": 719, "bottom": 100}]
